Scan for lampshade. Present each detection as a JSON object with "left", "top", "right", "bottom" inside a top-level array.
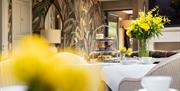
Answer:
[
  {"left": 41, "top": 29, "right": 61, "bottom": 43},
  {"left": 121, "top": 20, "right": 133, "bottom": 29}
]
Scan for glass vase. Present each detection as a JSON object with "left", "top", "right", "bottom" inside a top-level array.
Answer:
[
  {"left": 138, "top": 39, "right": 149, "bottom": 57},
  {"left": 120, "top": 53, "right": 126, "bottom": 60}
]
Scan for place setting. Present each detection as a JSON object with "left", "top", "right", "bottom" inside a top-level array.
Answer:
[{"left": 138, "top": 76, "right": 179, "bottom": 91}]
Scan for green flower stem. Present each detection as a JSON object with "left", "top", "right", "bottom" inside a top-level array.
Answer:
[
  {"left": 27, "top": 79, "right": 53, "bottom": 91},
  {"left": 138, "top": 39, "right": 149, "bottom": 57}
]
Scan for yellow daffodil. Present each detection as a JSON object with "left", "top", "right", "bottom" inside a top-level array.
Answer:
[
  {"left": 127, "top": 48, "right": 133, "bottom": 56},
  {"left": 127, "top": 24, "right": 134, "bottom": 31},
  {"left": 126, "top": 30, "right": 132, "bottom": 37},
  {"left": 154, "top": 17, "right": 162, "bottom": 24},
  {"left": 146, "top": 15, "right": 153, "bottom": 25},
  {"left": 119, "top": 47, "right": 133, "bottom": 56},
  {"left": 139, "top": 23, "right": 150, "bottom": 31},
  {"left": 139, "top": 18, "right": 144, "bottom": 22},
  {"left": 146, "top": 15, "right": 152, "bottom": 21},
  {"left": 132, "top": 20, "right": 137, "bottom": 24},
  {"left": 119, "top": 47, "right": 127, "bottom": 53},
  {"left": 139, "top": 12, "right": 145, "bottom": 17},
  {"left": 163, "top": 17, "right": 171, "bottom": 23}
]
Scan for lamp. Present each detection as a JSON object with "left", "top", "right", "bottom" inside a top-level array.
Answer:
[
  {"left": 41, "top": 29, "right": 61, "bottom": 52},
  {"left": 41, "top": 29, "right": 61, "bottom": 43}
]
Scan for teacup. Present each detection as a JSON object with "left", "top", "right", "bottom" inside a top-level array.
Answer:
[
  {"left": 141, "top": 76, "right": 172, "bottom": 91},
  {"left": 141, "top": 57, "right": 153, "bottom": 64}
]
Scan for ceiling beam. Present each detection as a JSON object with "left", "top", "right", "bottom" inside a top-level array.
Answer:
[{"left": 101, "top": 0, "right": 133, "bottom": 11}]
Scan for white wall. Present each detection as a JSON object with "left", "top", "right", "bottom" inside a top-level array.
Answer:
[
  {"left": 149, "top": 27, "right": 180, "bottom": 50},
  {"left": 0, "top": 0, "right": 2, "bottom": 52},
  {"left": 1, "top": 0, "right": 9, "bottom": 54}
]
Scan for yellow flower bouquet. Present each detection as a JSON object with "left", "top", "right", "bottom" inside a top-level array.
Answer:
[
  {"left": 10, "top": 36, "right": 103, "bottom": 91},
  {"left": 126, "top": 7, "right": 170, "bottom": 57}
]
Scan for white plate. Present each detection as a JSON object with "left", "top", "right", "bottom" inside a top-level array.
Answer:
[{"left": 138, "top": 88, "right": 178, "bottom": 91}]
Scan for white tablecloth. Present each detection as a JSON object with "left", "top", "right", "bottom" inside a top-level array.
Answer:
[
  {"left": 0, "top": 85, "right": 26, "bottom": 91},
  {"left": 103, "top": 64, "right": 156, "bottom": 91}
]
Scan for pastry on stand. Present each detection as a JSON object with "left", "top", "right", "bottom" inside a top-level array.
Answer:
[{"left": 89, "top": 34, "right": 119, "bottom": 62}]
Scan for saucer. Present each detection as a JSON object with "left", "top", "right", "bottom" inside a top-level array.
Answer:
[{"left": 138, "top": 88, "right": 178, "bottom": 91}]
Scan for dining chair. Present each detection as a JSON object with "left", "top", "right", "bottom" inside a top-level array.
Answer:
[
  {"left": 131, "top": 51, "right": 178, "bottom": 58},
  {"left": 118, "top": 53, "right": 180, "bottom": 91}
]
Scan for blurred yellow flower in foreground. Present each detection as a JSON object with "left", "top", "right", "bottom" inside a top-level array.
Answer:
[
  {"left": 11, "top": 36, "right": 103, "bottom": 91},
  {"left": 12, "top": 35, "right": 54, "bottom": 82}
]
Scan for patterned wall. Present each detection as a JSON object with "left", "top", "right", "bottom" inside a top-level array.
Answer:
[
  {"left": 58, "top": 0, "right": 103, "bottom": 55},
  {"left": 32, "top": 0, "right": 56, "bottom": 34},
  {"left": 8, "top": 0, "right": 12, "bottom": 50},
  {"left": 8, "top": 0, "right": 103, "bottom": 56},
  {"left": 32, "top": 0, "right": 103, "bottom": 56}
]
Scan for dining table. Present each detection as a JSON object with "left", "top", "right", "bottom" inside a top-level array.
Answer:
[
  {"left": 101, "top": 62, "right": 156, "bottom": 91},
  {"left": 0, "top": 59, "right": 157, "bottom": 91}
]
